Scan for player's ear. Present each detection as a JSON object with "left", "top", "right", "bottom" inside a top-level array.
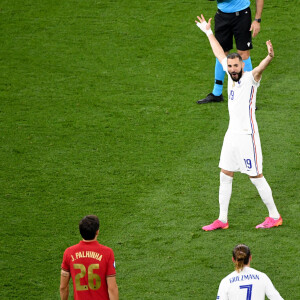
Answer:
[
  {"left": 242, "top": 61, "right": 245, "bottom": 69},
  {"left": 232, "top": 257, "right": 235, "bottom": 263}
]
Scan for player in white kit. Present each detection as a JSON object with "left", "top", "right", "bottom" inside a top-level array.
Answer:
[
  {"left": 216, "top": 244, "right": 284, "bottom": 300},
  {"left": 195, "top": 14, "right": 282, "bottom": 230}
]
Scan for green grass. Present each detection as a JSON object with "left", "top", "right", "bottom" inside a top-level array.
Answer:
[{"left": 0, "top": 0, "right": 299, "bottom": 299}]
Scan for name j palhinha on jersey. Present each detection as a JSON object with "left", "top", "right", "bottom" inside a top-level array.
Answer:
[{"left": 71, "top": 251, "right": 103, "bottom": 262}]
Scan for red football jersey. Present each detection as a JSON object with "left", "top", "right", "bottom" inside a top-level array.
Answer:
[{"left": 61, "top": 240, "right": 116, "bottom": 300}]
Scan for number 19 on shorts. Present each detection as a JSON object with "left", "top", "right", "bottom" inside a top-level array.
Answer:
[{"left": 244, "top": 159, "right": 252, "bottom": 170}]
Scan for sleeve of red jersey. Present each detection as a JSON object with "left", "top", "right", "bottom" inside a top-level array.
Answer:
[
  {"left": 106, "top": 248, "right": 117, "bottom": 277},
  {"left": 61, "top": 249, "right": 70, "bottom": 272}
]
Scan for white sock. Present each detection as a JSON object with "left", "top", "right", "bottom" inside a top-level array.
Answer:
[
  {"left": 218, "top": 172, "right": 233, "bottom": 223},
  {"left": 250, "top": 177, "right": 280, "bottom": 219}
]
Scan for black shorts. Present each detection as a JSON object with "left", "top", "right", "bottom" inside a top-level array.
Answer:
[{"left": 214, "top": 7, "right": 253, "bottom": 52}]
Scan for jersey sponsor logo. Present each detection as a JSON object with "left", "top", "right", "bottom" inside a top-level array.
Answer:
[{"left": 229, "top": 274, "right": 259, "bottom": 283}]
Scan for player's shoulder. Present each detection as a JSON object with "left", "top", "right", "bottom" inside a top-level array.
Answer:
[
  {"left": 245, "top": 267, "right": 268, "bottom": 279},
  {"left": 86, "top": 241, "right": 114, "bottom": 253},
  {"left": 64, "top": 241, "right": 81, "bottom": 253},
  {"left": 64, "top": 240, "right": 114, "bottom": 251},
  {"left": 97, "top": 243, "right": 114, "bottom": 253},
  {"left": 221, "top": 270, "right": 237, "bottom": 284},
  {"left": 243, "top": 71, "right": 253, "bottom": 79},
  {"left": 242, "top": 71, "right": 260, "bottom": 85}
]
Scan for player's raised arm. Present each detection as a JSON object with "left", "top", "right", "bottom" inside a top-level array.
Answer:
[
  {"left": 252, "top": 40, "right": 274, "bottom": 82},
  {"left": 195, "top": 14, "right": 226, "bottom": 64}
]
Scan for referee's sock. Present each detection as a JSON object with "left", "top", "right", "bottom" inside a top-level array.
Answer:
[
  {"left": 250, "top": 177, "right": 280, "bottom": 219},
  {"left": 218, "top": 172, "right": 233, "bottom": 223},
  {"left": 243, "top": 57, "right": 253, "bottom": 72},
  {"left": 212, "top": 58, "right": 225, "bottom": 96}
]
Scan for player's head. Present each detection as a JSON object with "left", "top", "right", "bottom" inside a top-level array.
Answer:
[
  {"left": 227, "top": 53, "right": 244, "bottom": 82},
  {"left": 79, "top": 215, "right": 100, "bottom": 240},
  {"left": 232, "top": 244, "right": 251, "bottom": 272}
]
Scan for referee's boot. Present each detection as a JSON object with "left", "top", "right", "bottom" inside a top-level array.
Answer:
[{"left": 197, "top": 93, "right": 224, "bottom": 104}]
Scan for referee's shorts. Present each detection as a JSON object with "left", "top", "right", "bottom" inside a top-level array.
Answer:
[{"left": 215, "top": 7, "right": 253, "bottom": 52}]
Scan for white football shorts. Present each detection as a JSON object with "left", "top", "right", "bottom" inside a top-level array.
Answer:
[{"left": 219, "top": 130, "right": 263, "bottom": 176}]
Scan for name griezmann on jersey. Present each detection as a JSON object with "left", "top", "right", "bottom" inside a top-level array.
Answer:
[{"left": 229, "top": 273, "right": 260, "bottom": 284}]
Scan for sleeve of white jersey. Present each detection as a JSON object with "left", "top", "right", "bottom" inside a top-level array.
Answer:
[
  {"left": 264, "top": 274, "right": 284, "bottom": 300},
  {"left": 221, "top": 57, "right": 228, "bottom": 74},
  {"left": 216, "top": 278, "right": 229, "bottom": 300},
  {"left": 250, "top": 71, "right": 261, "bottom": 87}
]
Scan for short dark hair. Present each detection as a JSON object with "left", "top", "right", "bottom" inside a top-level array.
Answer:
[
  {"left": 227, "top": 52, "right": 243, "bottom": 62},
  {"left": 79, "top": 215, "right": 99, "bottom": 240}
]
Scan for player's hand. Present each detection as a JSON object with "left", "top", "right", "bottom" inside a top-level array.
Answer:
[
  {"left": 195, "top": 14, "right": 213, "bottom": 36},
  {"left": 266, "top": 40, "right": 274, "bottom": 58},
  {"left": 250, "top": 20, "right": 260, "bottom": 37}
]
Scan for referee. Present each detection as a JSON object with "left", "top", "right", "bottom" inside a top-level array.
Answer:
[{"left": 197, "top": 0, "right": 264, "bottom": 104}]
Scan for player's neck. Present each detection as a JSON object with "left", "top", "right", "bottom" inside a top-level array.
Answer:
[
  {"left": 243, "top": 263, "right": 251, "bottom": 269},
  {"left": 82, "top": 236, "right": 98, "bottom": 242},
  {"left": 82, "top": 239, "right": 97, "bottom": 242},
  {"left": 82, "top": 231, "right": 99, "bottom": 242}
]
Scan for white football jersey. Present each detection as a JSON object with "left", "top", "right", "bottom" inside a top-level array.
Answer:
[
  {"left": 216, "top": 267, "right": 284, "bottom": 300},
  {"left": 222, "top": 58, "right": 260, "bottom": 135}
]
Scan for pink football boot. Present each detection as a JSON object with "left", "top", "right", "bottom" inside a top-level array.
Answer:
[
  {"left": 202, "top": 219, "right": 229, "bottom": 231},
  {"left": 256, "top": 216, "right": 283, "bottom": 229}
]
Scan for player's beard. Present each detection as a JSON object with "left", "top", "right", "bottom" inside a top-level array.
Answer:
[{"left": 229, "top": 69, "right": 243, "bottom": 82}]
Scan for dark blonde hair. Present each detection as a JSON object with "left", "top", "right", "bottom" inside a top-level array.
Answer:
[{"left": 232, "top": 244, "right": 251, "bottom": 272}]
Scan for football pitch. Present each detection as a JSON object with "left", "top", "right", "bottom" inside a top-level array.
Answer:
[{"left": 1, "top": 0, "right": 299, "bottom": 299}]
